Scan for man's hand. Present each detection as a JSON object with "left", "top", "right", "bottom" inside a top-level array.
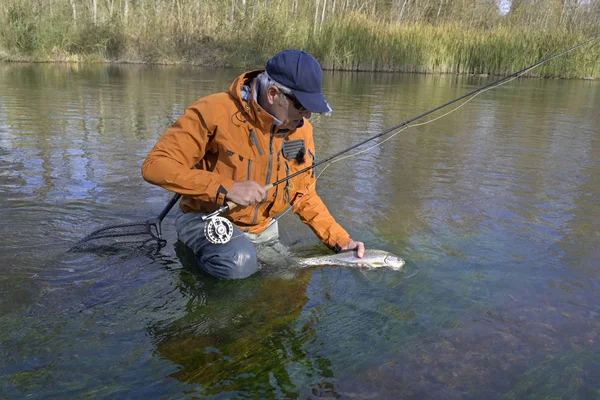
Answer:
[
  {"left": 341, "top": 240, "right": 365, "bottom": 258},
  {"left": 226, "top": 180, "right": 267, "bottom": 206}
]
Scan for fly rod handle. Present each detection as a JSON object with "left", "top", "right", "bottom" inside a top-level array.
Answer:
[
  {"left": 203, "top": 183, "right": 274, "bottom": 221},
  {"left": 225, "top": 183, "right": 274, "bottom": 211}
]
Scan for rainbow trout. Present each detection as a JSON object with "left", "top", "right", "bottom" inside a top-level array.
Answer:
[{"left": 297, "top": 249, "right": 405, "bottom": 271}]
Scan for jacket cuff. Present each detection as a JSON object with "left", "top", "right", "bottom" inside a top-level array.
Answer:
[
  {"left": 214, "top": 179, "right": 235, "bottom": 206},
  {"left": 330, "top": 235, "right": 352, "bottom": 253}
]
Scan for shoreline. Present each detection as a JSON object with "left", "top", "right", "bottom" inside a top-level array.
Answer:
[{"left": 1, "top": 57, "right": 598, "bottom": 81}]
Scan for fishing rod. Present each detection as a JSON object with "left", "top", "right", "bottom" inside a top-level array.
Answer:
[
  {"left": 203, "top": 34, "right": 600, "bottom": 226},
  {"left": 198, "top": 34, "right": 600, "bottom": 244}
]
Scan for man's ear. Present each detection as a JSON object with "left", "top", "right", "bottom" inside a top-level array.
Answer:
[{"left": 267, "top": 86, "right": 279, "bottom": 105}]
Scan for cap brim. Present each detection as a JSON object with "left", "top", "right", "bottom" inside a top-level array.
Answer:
[{"left": 292, "top": 90, "right": 332, "bottom": 114}]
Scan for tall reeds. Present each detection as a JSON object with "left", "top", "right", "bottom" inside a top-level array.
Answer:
[{"left": 0, "top": 0, "right": 598, "bottom": 78}]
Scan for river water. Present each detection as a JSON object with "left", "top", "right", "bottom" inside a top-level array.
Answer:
[{"left": 1, "top": 63, "right": 599, "bottom": 398}]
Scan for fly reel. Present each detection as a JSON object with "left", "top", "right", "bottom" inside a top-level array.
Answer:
[{"left": 204, "top": 216, "right": 234, "bottom": 244}]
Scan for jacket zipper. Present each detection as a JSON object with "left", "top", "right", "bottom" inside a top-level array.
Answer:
[
  {"left": 283, "top": 161, "right": 291, "bottom": 203},
  {"left": 247, "top": 159, "right": 253, "bottom": 181},
  {"left": 249, "top": 129, "right": 263, "bottom": 156},
  {"left": 265, "top": 125, "right": 275, "bottom": 187},
  {"left": 241, "top": 157, "right": 254, "bottom": 232},
  {"left": 249, "top": 125, "right": 276, "bottom": 227}
]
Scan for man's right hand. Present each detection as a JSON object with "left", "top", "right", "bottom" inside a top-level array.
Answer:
[{"left": 226, "top": 180, "right": 267, "bottom": 206}]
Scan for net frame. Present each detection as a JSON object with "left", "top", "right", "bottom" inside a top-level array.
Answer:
[{"left": 70, "top": 194, "right": 181, "bottom": 252}]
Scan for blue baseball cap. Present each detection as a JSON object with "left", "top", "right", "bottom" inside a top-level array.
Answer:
[{"left": 266, "top": 49, "right": 332, "bottom": 114}]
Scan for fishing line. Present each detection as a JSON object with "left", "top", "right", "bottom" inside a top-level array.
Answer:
[
  {"left": 242, "top": 69, "right": 519, "bottom": 251},
  {"left": 215, "top": 34, "right": 600, "bottom": 224},
  {"left": 227, "top": 34, "right": 600, "bottom": 268},
  {"left": 227, "top": 72, "right": 517, "bottom": 243},
  {"left": 269, "top": 37, "right": 584, "bottom": 224},
  {"left": 283, "top": 36, "right": 599, "bottom": 179}
]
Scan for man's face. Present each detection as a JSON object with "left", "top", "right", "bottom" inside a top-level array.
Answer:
[{"left": 269, "top": 87, "right": 312, "bottom": 130}]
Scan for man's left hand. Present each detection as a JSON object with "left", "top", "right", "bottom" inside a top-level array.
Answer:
[{"left": 341, "top": 240, "right": 365, "bottom": 258}]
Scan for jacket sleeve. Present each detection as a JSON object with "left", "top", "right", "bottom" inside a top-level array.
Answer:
[
  {"left": 290, "top": 136, "right": 352, "bottom": 251},
  {"left": 141, "top": 101, "right": 235, "bottom": 205}
]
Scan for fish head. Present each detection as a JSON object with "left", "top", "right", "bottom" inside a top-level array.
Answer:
[{"left": 384, "top": 254, "right": 405, "bottom": 270}]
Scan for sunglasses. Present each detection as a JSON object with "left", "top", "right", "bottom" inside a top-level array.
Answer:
[{"left": 281, "top": 91, "right": 307, "bottom": 112}]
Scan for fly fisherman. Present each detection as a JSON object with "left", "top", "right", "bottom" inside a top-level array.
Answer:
[{"left": 142, "top": 49, "right": 365, "bottom": 279}]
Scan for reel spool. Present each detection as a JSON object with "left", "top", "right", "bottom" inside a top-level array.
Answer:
[{"left": 204, "top": 216, "right": 234, "bottom": 244}]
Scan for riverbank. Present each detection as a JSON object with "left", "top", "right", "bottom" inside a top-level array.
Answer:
[{"left": 1, "top": 1, "right": 599, "bottom": 78}]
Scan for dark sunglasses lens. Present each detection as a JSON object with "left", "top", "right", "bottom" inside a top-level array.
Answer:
[{"left": 288, "top": 94, "right": 305, "bottom": 111}]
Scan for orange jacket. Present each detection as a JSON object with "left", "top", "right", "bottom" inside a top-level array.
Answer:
[{"left": 142, "top": 70, "right": 352, "bottom": 251}]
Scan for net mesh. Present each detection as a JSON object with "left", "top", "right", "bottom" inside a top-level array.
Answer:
[
  {"left": 70, "top": 218, "right": 166, "bottom": 252},
  {"left": 71, "top": 194, "right": 180, "bottom": 253}
]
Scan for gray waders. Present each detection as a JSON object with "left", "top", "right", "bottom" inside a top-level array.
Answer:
[{"left": 175, "top": 209, "right": 280, "bottom": 279}]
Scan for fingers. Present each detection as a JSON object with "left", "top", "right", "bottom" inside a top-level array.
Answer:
[
  {"left": 355, "top": 241, "right": 365, "bottom": 258},
  {"left": 227, "top": 180, "right": 267, "bottom": 206},
  {"left": 341, "top": 240, "right": 366, "bottom": 258}
]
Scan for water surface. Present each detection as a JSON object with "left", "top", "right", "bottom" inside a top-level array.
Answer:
[{"left": 1, "top": 63, "right": 599, "bottom": 398}]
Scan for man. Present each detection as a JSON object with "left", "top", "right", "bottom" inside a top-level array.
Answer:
[{"left": 142, "top": 49, "right": 364, "bottom": 279}]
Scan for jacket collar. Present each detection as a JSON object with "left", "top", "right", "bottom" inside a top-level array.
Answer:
[
  {"left": 229, "top": 70, "right": 274, "bottom": 133},
  {"left": 229, "top": 70, "right": 303, "bottom": 135}
]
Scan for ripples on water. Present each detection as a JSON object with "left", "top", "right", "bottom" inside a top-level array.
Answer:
[{"left": 1, "top": 64, "right": 599, "bottom": 398}]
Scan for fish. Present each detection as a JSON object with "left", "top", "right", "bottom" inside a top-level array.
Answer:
[{"left": 297, "top": 249, "right": 405, "bottom": 271}]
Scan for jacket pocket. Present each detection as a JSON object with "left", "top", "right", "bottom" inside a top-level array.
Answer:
[{"left": 214, "top": 144, "right": 267, "bottom": 183}]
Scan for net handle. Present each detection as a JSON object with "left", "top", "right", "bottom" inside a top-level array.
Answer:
[{"left": 158, "top": 193, "right": 181, "bottom": 221}]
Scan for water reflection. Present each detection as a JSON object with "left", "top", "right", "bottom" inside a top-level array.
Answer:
[
  {"left": 1, "top": 63, "right": 599, "bottom": 398},
  {"left": 153, "top": 245, "right": 323, "bottom": 396}
]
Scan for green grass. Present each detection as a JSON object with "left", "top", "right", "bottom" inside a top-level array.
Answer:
[{"left": 0, "top": 0, "right": 598, "bottom": 78}]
